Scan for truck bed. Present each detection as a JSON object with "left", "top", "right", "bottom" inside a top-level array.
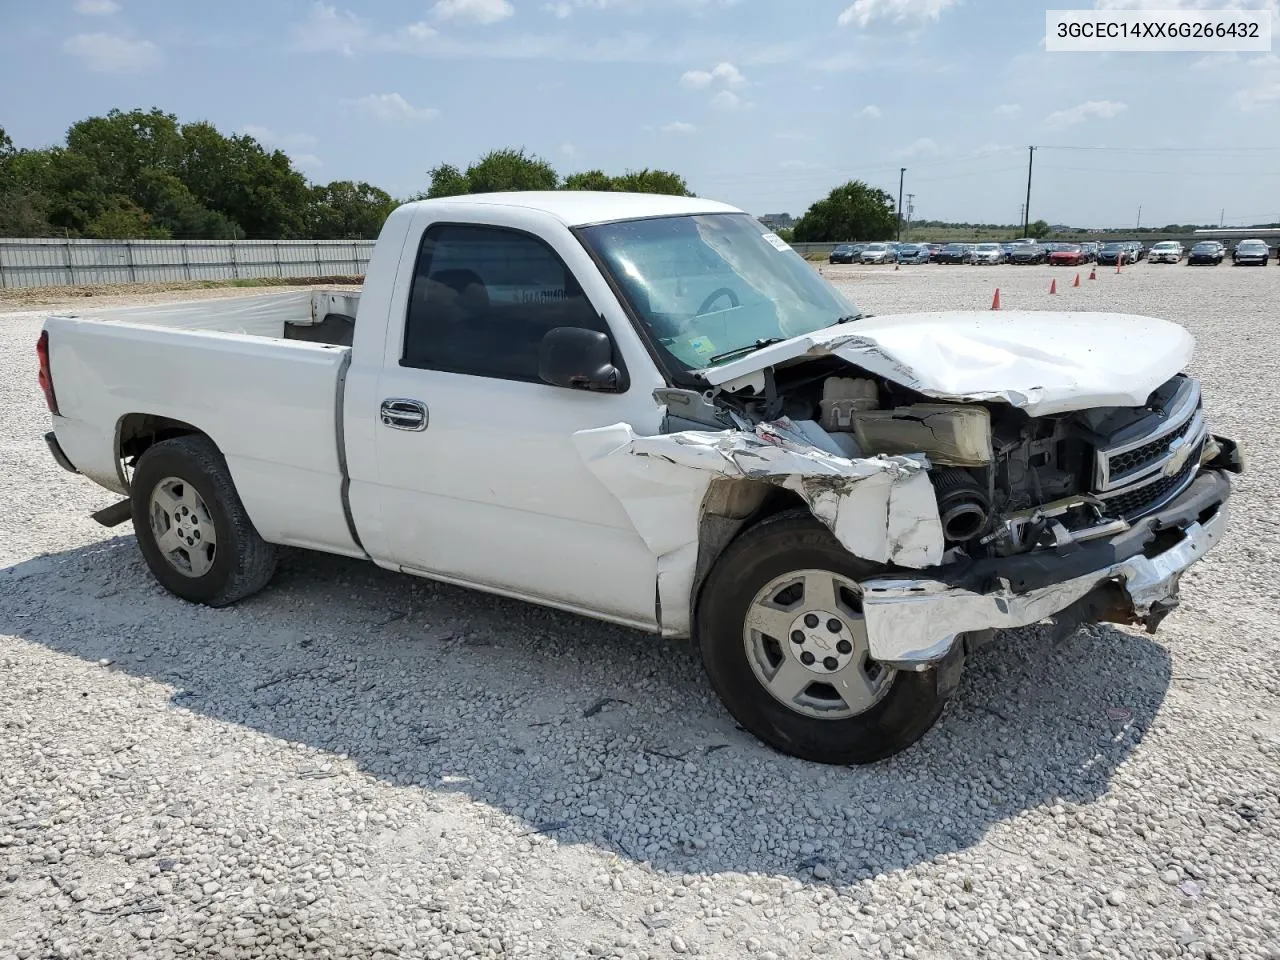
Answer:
[
  {"left": 44, "top": 302, "right": 363, "bottom": 559},
  {"left": 55, "top": 289, "right": 362, "bottom": 346}
]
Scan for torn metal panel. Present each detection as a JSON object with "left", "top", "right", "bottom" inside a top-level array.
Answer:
[
  {"left": 859, "top": 503, "right": 1229, "bottom": 666},
  {"left": 696, "top": 312, "right": 1196, "bottom": 417},
  {"left": 574, "top": 418, "right": 947, "bottom": 596}
]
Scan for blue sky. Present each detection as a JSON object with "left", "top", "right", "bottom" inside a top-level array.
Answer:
[{"left": 3, "top": 0, "right": 1279, "bottom": 227}]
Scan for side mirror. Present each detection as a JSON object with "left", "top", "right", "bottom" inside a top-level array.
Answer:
[{"left": 538, "top": 327, "right": 622, "bottom": 391}]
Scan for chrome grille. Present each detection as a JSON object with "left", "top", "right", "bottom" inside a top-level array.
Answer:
[
  {"left": 1094, "top": 378, "right": 1207, "bottom": 521},
  {"left": 1099, "top": 439, "right": 1204, "bottom": 520}
]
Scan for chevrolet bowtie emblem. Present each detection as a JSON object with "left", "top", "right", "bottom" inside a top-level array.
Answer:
[{"left": 1162, "top": 436, "right": 1193, "bottom": 478}]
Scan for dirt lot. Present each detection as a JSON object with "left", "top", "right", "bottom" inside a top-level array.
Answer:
[{"left": 2, "top": 264, "right": 1278, "bottom": 959}]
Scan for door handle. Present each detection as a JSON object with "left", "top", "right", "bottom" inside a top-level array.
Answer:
[{"left": 380, "top": 398, "right": 428, "bottom": 432}]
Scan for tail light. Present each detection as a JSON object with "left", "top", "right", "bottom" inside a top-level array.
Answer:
[{"left": 37, "top": 330, "right": 59, "bottom": 415}]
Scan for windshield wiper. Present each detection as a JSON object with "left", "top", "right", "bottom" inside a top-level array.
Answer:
[
  {"left": 834, "top": 313, "right": 864, "bottom": 324},
  {"left": 708, "top": 338, "right": 786, "bottom": 366}
]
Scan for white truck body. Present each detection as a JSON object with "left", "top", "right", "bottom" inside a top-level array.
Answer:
[{"left": 39, "top": 191, "right": 1242, "bottom": 764}]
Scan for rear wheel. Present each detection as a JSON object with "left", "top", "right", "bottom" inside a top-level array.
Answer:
[
  {"left": 131, "top": 435, "right": 277, "bottom": 607},
  {"left": 697, "top": 510, "right": 947, "bottom": 765}
]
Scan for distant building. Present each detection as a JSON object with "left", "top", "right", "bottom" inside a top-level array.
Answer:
[{"left": 759, "top": 213, "right": 794, "bottom": 230}]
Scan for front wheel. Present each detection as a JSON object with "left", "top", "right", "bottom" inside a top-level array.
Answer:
[
  {"left": 696, "top": 510, "right": 947, "bottom": 765},
  {"left": 131, "top": 435, "right": 277, "bottom": 607}
]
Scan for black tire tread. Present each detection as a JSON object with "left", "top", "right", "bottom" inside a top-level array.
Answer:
[
  {"left": 130, "top": 435, "right": 276, "bottom": 607},
  {"left": 696, "top": 508, "right": 946, "bottom": 765}
]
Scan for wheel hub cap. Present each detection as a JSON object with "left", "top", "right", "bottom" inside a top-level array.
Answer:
[
  {"left": 743, "top": 569, "right": 894, "bottom": 720},
  {"left": 148, "top": 477, "right": 217, "bottom": 579}
]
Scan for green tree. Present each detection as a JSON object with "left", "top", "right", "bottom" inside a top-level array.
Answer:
[
  {"left": 465, "top": 148, "right": 559, "bottom": 193},
  {"left": 85, "top": 196, "right": 164, "bottom": 239},
  {"left": 792, "top": 181, "right": 896, "bottom": 242},
  {"left": 425, "top": 163, "right": 471, "bottom": 198},
  {"left": 1026, "top": 219, "right": 1051, "bottom": 239},
  {"left": 608, "top": 168, "right": 692, "bottom": 196},
  {"left": 308, "top": 180, "right": 398, "bottom": 239},
  {"left": 562, "top": 169, "right": 615, "bottom": 192}
]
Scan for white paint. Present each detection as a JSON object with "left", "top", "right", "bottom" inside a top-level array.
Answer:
[
  {"left": 575, "top": 418, "right": 946, "bottom": 633},
  {"left": 45, "top": 315, "right": 361, "bottom": 557},
  {"left": 699, "top": 312, "right": 1196, "bottom": 417}
]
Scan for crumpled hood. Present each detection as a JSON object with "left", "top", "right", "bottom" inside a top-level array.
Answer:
[{"left": 698, "top": 311, "right": 1195, "bottom": 417}]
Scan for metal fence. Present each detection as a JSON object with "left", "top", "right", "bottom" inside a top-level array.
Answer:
[{"left": 0, "top": 238, "right": 375, "bottom": 289}]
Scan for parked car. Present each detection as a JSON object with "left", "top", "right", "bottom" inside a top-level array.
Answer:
[
  {"left": 971, "top": 242, "right": 1006, "bottom": 265},
  {"left": 934, "top": 242, "right": 974, "bottom": 264},
  {"left": 1080, "top": 242, "right": 1100, "bottom": 262},
  {"left": 36, "top": 190, "right": 1243, "bottom": 766},
  {"left": 1187, "top": 241, "right": 1225, "bottom": 265},
  {"left": 829, "top": 244, "right": 860, "bottom": 264},
  {"left": 1008, "top": 243, "right": 1048, "bottom": 264},
  {"left": 1232, "top": 239, "right": 1270, "bottom": 265},
  {"left": 1049, "top": 243, "right": 1087, "bottom": 266},
  {"left": 860, "top": 242, "right": 897, "bottom": 265},
  {"left": 1125, "top": 241, "right": 1146, "bottom": 261},
  {"left": 1097, "top": 242, "right": 1129, "bottom": 266},
  {"left": 1148, "top": 241, "right": 1184, "bottom": 264},
  {"left": 895, "top": 243, "right": 931, "bottom": 264},
  {"left": 926, "top": 242, "right": 945, "bottom": 262}
]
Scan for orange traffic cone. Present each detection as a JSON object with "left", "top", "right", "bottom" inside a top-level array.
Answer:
[
  {"left": 1116, "top": 254, "right": 1124, "bottom": 274},
  {"left": 1073, "top": 273, "right": 1081, "bottom": 287},
  {"left": 991, "top": 288, "right": 1001, "bottom": 310},
  {"left": 1049, "top": 278, "right": 1057, "bottom": 294},
  {"left": 1089, "top": 267, "right": 1097, "bottom": 280}
]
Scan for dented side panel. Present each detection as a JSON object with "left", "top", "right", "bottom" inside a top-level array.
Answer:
[{"left": 573, "top": 420, "right": 947, "bottom": 635}]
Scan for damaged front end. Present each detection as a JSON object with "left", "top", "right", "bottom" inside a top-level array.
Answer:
[{"left": 576, "top": 316, "right": 1242, "bottom": 667}]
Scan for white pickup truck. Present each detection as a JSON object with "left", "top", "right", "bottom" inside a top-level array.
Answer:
[{"left": 38, "top": 192, "right": 1242, "bottom": 765}]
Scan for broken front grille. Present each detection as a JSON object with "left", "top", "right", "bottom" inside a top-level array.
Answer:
[
  {"left": 1099, "top": 438, "right": 1205, "bottom": 521},
  {"left": 1107, "top": 416, "right": 1195, "bottom": 479}
]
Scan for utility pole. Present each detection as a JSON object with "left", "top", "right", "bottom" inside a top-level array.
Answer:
[
  {"left": 1136, "top": 205, "right": 1142, "bottom": 231},
  {"left": 1220, "top": 208, "right": 1225, "bottom": 228},
  {"left": 905, "top": 193, "right": 915, "bottom": 240},
  {"left": 897, "top": 167, "right": 906, "bottom": 241},
  {"left": 1022, "top": 146, "right": 1035, "bottom": 237}
]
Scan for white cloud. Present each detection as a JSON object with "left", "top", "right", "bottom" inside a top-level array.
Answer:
[
  {"left": 661, "top": 120, "right": 697, "bottom": 133},
  {"left": 680, "top": 61, "right": 746, "bottom": 88},
  {"left": 1233, "top": 53, "right": 1280, "bottom": 109},
  {"left": 292, "top": 154, "right": 324, "bottom": 170},
  {"left": 709, "top": 89, "right": 744, "bottom": 110},
  {"left": 1095, "top": 0, "right": 1276, "bottom": 10},
  {"left": 290, "top": 2, "right": 369, "bottom": 55},
  {"left": 838, "top": 0, "right": 959, "bottom": 28},
  {"left": 342, "top": 93, "right": 440, "bottom": 122},
  {"left": 994, "top": 103, "right": 1021, "bottom": 117},
  {"left": 1043, "top": 99, "right": 1127, "bottom": 127},
  {"left": 857, "top": 104, "right": 881, "bottom": 119},
  {"left": 432, "top": 0, "right": 515, "bottom": 24},
  {"left": 62, "top": 32, "right": 159, "bottom": 71},
  {"left": 560, "top": 142, "right": 577, "bottom": 156},
  {"left": 894, "top": 137, "right": 939, "bottom": 158},
  {"left": 72, "top": 0, "right": 121, "bottom": 14},
  {"left": 239, "top": 126, "right": 320, "bottom": 151},
  {"left": 546, "top": 1, "right": 573, "bottom": 15}
]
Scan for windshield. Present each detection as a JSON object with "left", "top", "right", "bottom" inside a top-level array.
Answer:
[
  {"left": 975, "top": 243, "right": 1001, "bottom": 251},
  {"left": 1101, "top": 243, "right": 1125, "bottom": 251},
  {"left": 1239, "top": 241, "right": 1266, "bottom": 249},
  {"left": 1153, "top": 242, "right": 1178, "bottom": 250},
  {"left": 1193, "top": 242, "right": 1216, "bottom": 250},
  {"left": 864, "top": 243, "right": 887, "bottom": 251},
  {"left": 578, "top": 213, "right": 858, "bottom": 372}
]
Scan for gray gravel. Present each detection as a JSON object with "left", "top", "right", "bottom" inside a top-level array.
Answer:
[{"left": 3, "top": 264, "right": 1279, "bottom": 959}]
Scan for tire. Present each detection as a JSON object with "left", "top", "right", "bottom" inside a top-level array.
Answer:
[
  {"left": 696, "top": 509, "right": 947, "bottom": 765},
  {"left": 130, "top": 435, "right": 277, "bottom": 607}
]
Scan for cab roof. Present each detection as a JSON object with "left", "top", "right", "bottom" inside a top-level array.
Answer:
[{"left": 402, "top": 191, "right": 742, "bottom": 227}]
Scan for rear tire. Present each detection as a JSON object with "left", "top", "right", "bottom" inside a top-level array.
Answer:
[
  {"left": 130, "top": 435, "right": 277, "bottom": 607},
  {"left": 696, "top": 510, "right": 946, "bottom": 765}
]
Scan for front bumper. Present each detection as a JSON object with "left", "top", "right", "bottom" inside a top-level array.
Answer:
[{"left": 860, "top": 464, "right": 1235, "bottom": 668}]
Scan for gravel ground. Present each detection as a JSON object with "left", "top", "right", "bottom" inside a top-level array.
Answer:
[{"left": 2, "top": 264, "right": 1278, "bottom": 959}]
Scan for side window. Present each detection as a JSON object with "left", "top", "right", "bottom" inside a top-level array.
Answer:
[{"left": 402, "top": 223, "right": 612, "bottom": 383}]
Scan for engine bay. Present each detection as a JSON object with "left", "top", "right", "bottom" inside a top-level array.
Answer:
[{"left": 665, "top": 357, "right": 1211, "bottom": 563}]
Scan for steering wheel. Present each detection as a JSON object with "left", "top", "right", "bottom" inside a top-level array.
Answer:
[{"left": 696, "top": 287, "right": 740, "bottom": 316}]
